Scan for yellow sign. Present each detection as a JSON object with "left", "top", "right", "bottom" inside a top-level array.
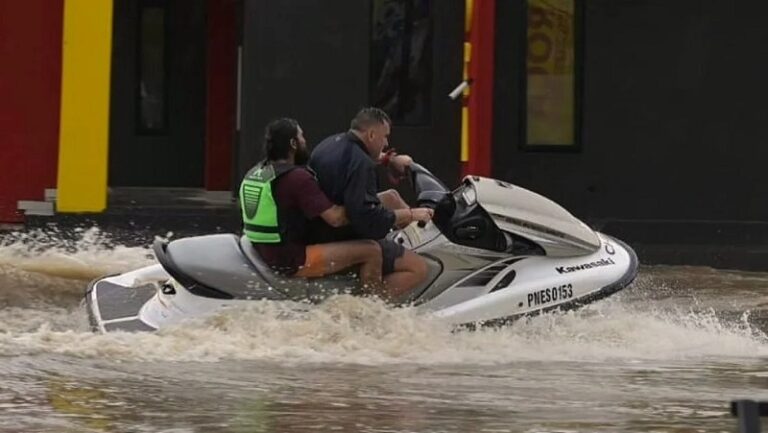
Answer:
[{"left": 526, "top": 0, "right": 575, "bottom": 146}]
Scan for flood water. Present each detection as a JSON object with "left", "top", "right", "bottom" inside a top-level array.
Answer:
[{"left": 1, "top": 228, "right": 766, "bottom": 433}]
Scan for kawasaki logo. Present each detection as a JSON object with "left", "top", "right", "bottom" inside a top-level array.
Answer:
[{"left": 556, "top": 258, "right": 616, "bottom": 274}]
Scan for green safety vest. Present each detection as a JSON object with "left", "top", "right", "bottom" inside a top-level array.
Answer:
[{"left": 239, "top": 161, "right": 296, "bottom": 243}]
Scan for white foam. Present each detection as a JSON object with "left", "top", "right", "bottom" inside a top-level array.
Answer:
[{"left": 1, "top": 294, "right": 766, "bottom": 365}]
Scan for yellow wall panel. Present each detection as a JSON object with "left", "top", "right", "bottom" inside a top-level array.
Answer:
[{"left": 57, "top": 0, "right": 113, "bottom": 212}]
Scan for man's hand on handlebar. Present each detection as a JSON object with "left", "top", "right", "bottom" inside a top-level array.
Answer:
[
  {"left": 410, "top": 207, "right": 434, "bottom": 223},
  {"left": 394, "top": 206, "right": 433, "bottom": 229},
  {"left": 411, "top": 207, "right": 434, "bottom": 229}
]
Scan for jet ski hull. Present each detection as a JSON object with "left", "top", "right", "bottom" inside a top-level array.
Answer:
[
  {"left": 85, "top": 233, "right": 638, "bottom": 333},
  {"left": 425, "top": 234, "right": 638, "bottom": 326}
]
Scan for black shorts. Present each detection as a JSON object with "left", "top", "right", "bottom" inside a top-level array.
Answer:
[{"left": 377, "top": 239, "right": 405, "bottom": 275}]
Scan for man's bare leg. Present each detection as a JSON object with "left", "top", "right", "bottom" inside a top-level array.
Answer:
[
  {"left": 381, "top": 250, "right": 428, "bottom": 300},
  {"left": 296, "top": 241, "right": 383, "bottom": 289}
]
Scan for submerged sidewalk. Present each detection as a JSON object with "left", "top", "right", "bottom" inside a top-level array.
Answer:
[{"left": 21, "top": 188, "right": 242, "bottom": 247}]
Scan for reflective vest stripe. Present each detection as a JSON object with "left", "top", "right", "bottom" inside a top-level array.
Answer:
[{"left": 244, "top": 223, "right": 280, "bottom": 233}]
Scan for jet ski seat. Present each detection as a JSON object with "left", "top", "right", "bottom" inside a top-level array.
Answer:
[
  {"left": 157, "top": 233, "right": 443, "bottom": 304},
  {"left": 158, "top": 234, "right": 338, "bottom": 301},
  {"left": 243, "top": 234, "right": 445, "bottom": 305},
  {"left": 238, "top": 235, "right": 361, "bottom": 300},
  {"left": 156, "top": 234, "right": 287, "bottom": 300},
  {"left": 237, "top": 235, "right": 284, "bottom": 287}
]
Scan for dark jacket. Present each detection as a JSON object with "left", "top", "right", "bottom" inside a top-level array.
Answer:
[{"left": 308, "top": 132, "right": 395, "bottom": 241}]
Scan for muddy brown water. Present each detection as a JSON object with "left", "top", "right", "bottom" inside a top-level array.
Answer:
[{"left": 1, "top": 229, "right": 766, "bottom": 432}]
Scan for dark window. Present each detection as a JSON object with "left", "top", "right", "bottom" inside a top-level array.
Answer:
[
  {"left": 370, "top": 0, "right": 432, "bottom": 126},
  {"left": 137, "top": 1, "right": 167, "bottom": 134},
  {"left": 524, "top": 0, "right": 581, "bottom": 149}
]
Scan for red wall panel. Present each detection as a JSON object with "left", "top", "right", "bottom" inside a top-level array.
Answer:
[
  {"left": 205, "top": 0, "right": 237, "bottom": 191},
  {"left": 462, "top": 0, "right": 495, "bottom": 178},
  {"left": 0, "top": 0, "right": 63, "bottom": 222}
]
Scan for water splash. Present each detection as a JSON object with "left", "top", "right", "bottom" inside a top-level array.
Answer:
[
  {"left": 0, "top": 230, "right": 766, "bottom": 366},
  {"left": 1, "top": 293, "right": 766, "bottom": 365},
  {"left": 0, "top": 227, "right": 156, "bottom": 281}
]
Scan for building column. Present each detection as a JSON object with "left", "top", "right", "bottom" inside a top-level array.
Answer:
[{"left": 461, "top": 0, "right": 495, "bottom": 178}]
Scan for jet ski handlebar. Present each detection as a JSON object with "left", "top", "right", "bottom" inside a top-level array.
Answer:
[
  {"left": 409, "top": 162, "right": 449, "bottom": 195},
  {"left": 409, "top": 162, "right": 451, "bottom": 206},
  {"left": 407, "top": 162, "right": 508, "bottom": 252},
  {"left": 409, "top": 162, "right": 456, "bottom": 228}
]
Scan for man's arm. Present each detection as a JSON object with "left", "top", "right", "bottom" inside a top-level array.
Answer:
[
  {"left": 377, "top": 189, "right": 408, "bottom": 211},
  {"left": 319, "top": 205, "right": 348, "bottom": 228},
  {"left": 386, "top": 154, "right": 413, "bottom": 173},
  {"left": 378, "top": 152, "right": 413, "bottom": 185},
  {"left": 392, "top": 207, "right": 434, "bottom": 228},
  {"left": 343, "top": 157, "right": 396, "bottom": 239},
  {"left": 290, "top": 170, "right": 344, "bottom": 227}
]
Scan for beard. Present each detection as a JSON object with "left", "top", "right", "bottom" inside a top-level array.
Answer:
[{"left": 294, "top": 146, "right": 310, "bottom": 166}]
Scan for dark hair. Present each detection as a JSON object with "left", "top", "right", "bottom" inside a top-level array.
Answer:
[
  {"left": 264, "top": 118, "right": 300, "bottom": 161},
  {"left": 350, "top": 107, "right": 391, "bottom": 132}
]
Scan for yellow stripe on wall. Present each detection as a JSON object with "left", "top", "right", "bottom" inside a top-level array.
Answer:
[
  {"left": 465, "top": 0, "right": 473, "bottom": 33},
  {"left": 460, "top": 0, "right": 473, "bottom": 163},
  {"left": 461, "top": 106, "right": 470, "bottom": 162},
  {"left": 57, "top": 0, "right": 113, "bottom": 212}
]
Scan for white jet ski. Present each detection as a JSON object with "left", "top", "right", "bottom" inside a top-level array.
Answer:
[{"left": 85, "top": 163, "right": 638, "bottom": 333}]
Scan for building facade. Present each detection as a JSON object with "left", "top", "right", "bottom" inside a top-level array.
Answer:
[{"left": 2, "top": 0, "right": 767, "bottom": 266}]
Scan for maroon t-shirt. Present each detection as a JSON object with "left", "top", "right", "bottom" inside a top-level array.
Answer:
[{"left": 254, "top": 168, "right": 333, "bottom": 274}]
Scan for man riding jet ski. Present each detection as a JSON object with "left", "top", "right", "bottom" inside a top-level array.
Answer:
[
  {"left": 238, "top": 118, "right": 392, "bottom": 294},
  {"left": 86, "top": 156, "right": 638, "bottom": 333}
]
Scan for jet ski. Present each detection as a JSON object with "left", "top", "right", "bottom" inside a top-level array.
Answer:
[{"left": 85, "top": 163, "right": 638, "bottom": 333}]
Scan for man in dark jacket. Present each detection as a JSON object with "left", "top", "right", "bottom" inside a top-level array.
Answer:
[{"left": 309, "top": 108, "right": 434, "bottom": 299}]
